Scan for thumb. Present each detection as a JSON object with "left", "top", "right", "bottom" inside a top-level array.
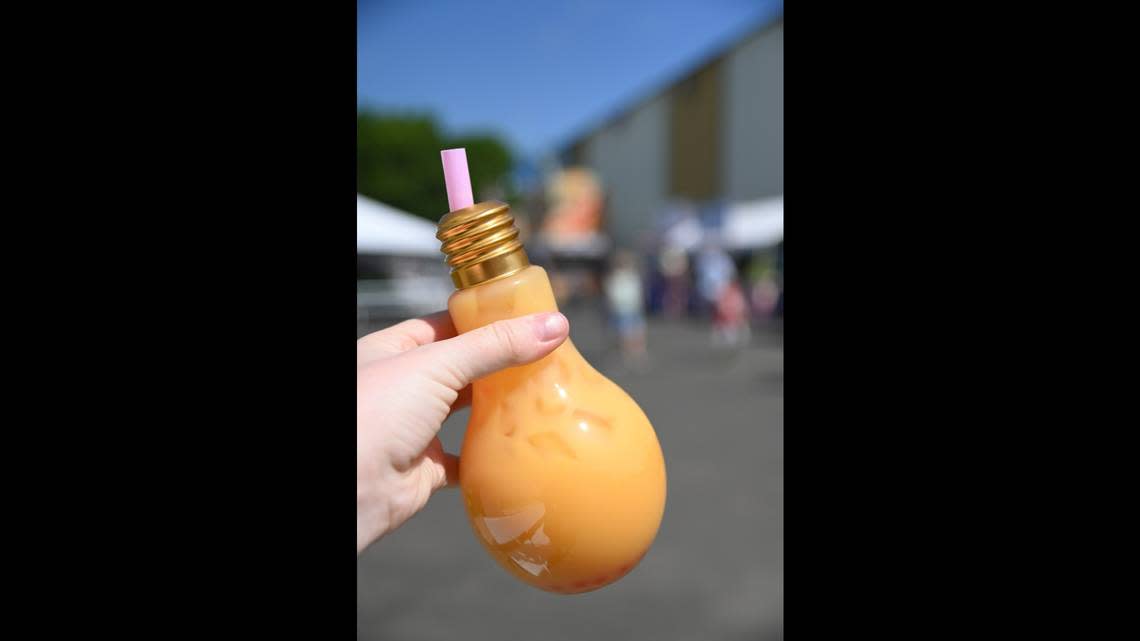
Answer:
[{"left": 412, "top": 312, "right": 569, "bottom": 392}]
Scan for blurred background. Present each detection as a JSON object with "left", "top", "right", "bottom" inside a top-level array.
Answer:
[{"left": 358, "top": 1, "right": 782, "bottom": 639}]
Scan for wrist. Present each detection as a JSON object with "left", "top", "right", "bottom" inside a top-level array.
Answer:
[
  {"left": 357, "top": 498, "right": 389, "bottom": 554},
  {"left": 357, "top": 472, "right": 391, "bottom": 553}
]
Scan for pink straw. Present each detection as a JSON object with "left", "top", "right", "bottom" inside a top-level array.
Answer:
[{"left": 441, "top": 148, "right": 474, "bottom": 211}]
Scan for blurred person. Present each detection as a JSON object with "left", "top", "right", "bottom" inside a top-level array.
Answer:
[
  {"left": 746, "top": 254, "right": 780, "bottom": 323},
  {"left": 694, "top": 240, "right": 735, "bottom": 317},
  {"left": 750, "top": 275, "right": 780, "bottom": 322},
  {"left": 658, "top": 244, "right": 691, "bottom": 319},
  {"left": 604, "top": 250, "right": 649, "bottom": 369},
  {"left": 713, "top": 277, "right": 751, "bottom": 347},
  {"left": 357, "top": 310, "right": 571, "bottom": 553},
  {"left": 645, "top": 255, "right": 666, "bottom": 315}
]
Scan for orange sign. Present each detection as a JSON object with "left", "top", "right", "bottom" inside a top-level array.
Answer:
[{"left": 542, "top": 168, "right": 603, "bottom": 238}]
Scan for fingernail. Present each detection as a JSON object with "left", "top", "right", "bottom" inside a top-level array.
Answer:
[{"left": 534, "top": 312, "right": 568, "bottom": 341}]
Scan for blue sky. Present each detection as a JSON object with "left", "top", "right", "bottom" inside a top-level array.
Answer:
[{"left": 358, "top": 0, "right": 783, "bottom": 158}]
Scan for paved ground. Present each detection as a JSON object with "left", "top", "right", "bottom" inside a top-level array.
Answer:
[{"left": 358, "top": 302, "right": 783, "bottom": 641}]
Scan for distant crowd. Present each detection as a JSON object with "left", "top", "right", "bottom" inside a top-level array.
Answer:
[{"left": 596, "top": 241, "right": 783, "bottom": 367}]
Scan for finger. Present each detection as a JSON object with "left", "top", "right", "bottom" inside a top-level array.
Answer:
[
  {"left": 407, "top": 312, "right": 569, "bottom": 392},
  {"left": 357, "top": 311, "right": 457, "bottom": 365},
  {"left": 423, "top": 441, "right": 460, "bottom": 491},
  {"left": 446, "top": 385, "right": 472, "bottom": 418}
]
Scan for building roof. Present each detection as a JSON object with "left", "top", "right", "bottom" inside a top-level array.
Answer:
[{"left": 556, "top": 9, "right": 783, "bottom": 157}]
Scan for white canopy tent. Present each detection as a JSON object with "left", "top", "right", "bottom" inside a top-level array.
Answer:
[
  {"left": 357, "top": 194, "right": 441, "bottom": 256},
  {"left": 356, "top": 195, "right": 452, "bottom": 326},
  {"left": 662, "top": 215, "right": 705, "bottom": 251},
  {"left": 660, "top": 196, "right": 783, "bottom": 252},
  {"left": 723, "top": 196, "right": 783, "bottom": 250}
]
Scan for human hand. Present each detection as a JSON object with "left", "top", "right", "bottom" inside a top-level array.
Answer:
[{"left": 357, "top": 310, "right": 570, "bottom": 554}]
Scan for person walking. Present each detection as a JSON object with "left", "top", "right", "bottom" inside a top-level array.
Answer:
[{"left": 603, "top": 250, "right": 649, "bottom": 370}]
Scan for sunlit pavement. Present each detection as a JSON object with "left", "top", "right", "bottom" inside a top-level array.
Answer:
[{"left": 358, "top": 303, "right": 783, "bottom": 641}]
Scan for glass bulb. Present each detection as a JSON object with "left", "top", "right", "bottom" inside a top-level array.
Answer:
[{"left": 448, "top": 265, "right": 667, "bottom": 594}]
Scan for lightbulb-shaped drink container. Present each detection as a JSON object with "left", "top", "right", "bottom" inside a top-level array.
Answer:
[{"left": 438, "top": 149, "right": 666, "bottom": 594}]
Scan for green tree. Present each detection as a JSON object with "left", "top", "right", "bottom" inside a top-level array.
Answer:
[{"left": 357, "top": 111, "right": 513, "bottom": 221}]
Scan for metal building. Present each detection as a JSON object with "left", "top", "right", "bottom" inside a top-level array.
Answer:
[{"left": 560, "top": 15, "right": 783, "bottom": 250}]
